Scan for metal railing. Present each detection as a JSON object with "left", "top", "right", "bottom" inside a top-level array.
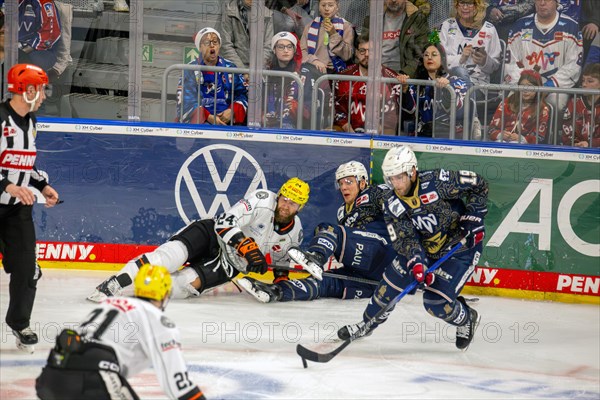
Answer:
[
  {"left": 311, "top": 75, "right": 458, "bottom": 138},
  {"left": 161, "top": 65, "right": 304, "bottom": 129},
  {"left": 161, "top": 64, "right": 248, "bottom": 125},
  {"left": 464, "top": 84, "right": 600, "bottom": 145},
  {"left": 259, "top": 70, "right": 305, "bottom": 130}
]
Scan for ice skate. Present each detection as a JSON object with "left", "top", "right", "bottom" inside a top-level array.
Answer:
[
  {"left": 87, "top": 275, "right": 123, "bottom": 303},
  {"left": 288, "top": 247, "right": 325, "bottom": 281},
  {"left": 455, "top": 296, "right": 481, "bottom": 351},
  {"left": 13, "top": 327, "right": 38, "bottom": 354},
  {"left": 337, "top": 321, "right": 372, "bottom": 341},
  {"left": 237, "top": 277, "right": 282, "bottom": 303}
]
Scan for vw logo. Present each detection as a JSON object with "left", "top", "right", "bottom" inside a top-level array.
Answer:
[{"left": 175, "top": 144, "right": 267, "bottom": 223}]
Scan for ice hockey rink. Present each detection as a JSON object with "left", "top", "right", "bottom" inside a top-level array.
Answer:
[{"left": 1, "top": 269, "right": 598, "bottom": 400}]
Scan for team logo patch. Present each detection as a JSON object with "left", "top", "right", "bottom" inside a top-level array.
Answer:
[
  {"left": 256, "top": 191, "right": 268, "bottom": 199},
  {"left": 317, "top": 238, "right": 335, "bottom": 251},
  {"left": 44, "top": 3, "right": 55, "bottom": 17},
  {"left": 439, "top": 169, "right": 450, "bottom": 181},
  {"left": 3, "top": 127, "right": 17, "bottom": 137},
  {"left": 522, "top": 29, "right": 533, "bottom": 41},
  {"left": 240, "top": 199, "right": 252, "bottom": 211},
  {"left": 355, "top": 194, "right": 369, "bottom": 206},
  {"left": 387, "top": 197, "right": 405, "bottom": 217},
  {"left": 272, "top": 245, "right": 282, "bottom": 253},
  {"left": 161, "top": 339, "right": 181, "bottom": 352},
  {"left": 24, "top": 4, "right": 35, "bottom": 17},
  {"left": 420, "top": 192, "right": 439, "bottom": 204}
]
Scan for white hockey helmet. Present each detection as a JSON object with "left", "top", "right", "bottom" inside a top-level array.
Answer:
[
  {"left": 381, "top": 146, "right": 418, "bottom": 185},
  {"left": 335, "top": 161, "right": 368, "bottom": 188}
]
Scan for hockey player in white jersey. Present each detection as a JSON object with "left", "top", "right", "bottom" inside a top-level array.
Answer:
[
  {"left": 87, "top": 177, "right": 309, "bottom": 301},
  {"left": 504, "top": 0, "right": 583, "bottom": 110},
  {"left": 36, "top": 264, "right": 206, "bottom": 400}
]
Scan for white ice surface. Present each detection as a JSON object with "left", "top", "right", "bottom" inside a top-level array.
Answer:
[{"left": 1, "top": 269, "right": 598, "bottom": 399}]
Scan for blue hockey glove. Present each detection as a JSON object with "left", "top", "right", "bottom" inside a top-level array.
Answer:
[{"left": 459, "top": 215, "right": 485, "bottom": 248}]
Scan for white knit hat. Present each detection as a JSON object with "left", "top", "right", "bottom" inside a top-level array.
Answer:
[
  {"left": 194, "top": 27, "right": 222, "bottom": 50},
  {"left": 271, "top": 31, "right": 298, "bottom": 51}
]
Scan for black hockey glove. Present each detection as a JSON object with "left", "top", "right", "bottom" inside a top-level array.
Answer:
[
  {"left": 459, "top": 215, "right": 485, "bottom": 249},
  {"left": 236, "top": 237, "right": 269, "bottom": 274}
]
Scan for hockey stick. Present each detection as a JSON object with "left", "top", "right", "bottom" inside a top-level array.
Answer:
[
  {"left": 270, "top": 264, "right": 380, "bottom": 286},
  {"left": 296, "top": 239, "right": 466, "bottom": 367}
]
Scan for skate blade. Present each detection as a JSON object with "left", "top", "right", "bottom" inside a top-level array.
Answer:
[
  {"left": 237, "top": 278, "right": 271, "bottom": 303},
  {"left": 86, "top": 289, "right": 108, "bottom": 303},
  {"left": 16, "top": 341, "right": 35, "bottom": 354},
  {"left": 461, "top": 313, "right": 482, "bottom": 352},
  {"left": 287, "top": 249, "right": 323, "bottom": 281}
]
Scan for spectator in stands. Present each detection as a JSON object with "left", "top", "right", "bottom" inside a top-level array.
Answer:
[
  {"left": 220, "top": 0, "right": 274, "bottom": 69},
  {"left": 580, "top": 1, "right": 599, "bottom": 62},
  {"left": 586, "top": 31, "right": 600, "bottom": 65},
  {"left": 175, "top": 28, "right": 248, "bottom": 125},
  {"left": 362, "top": 0, "right": 429, "bottom": 76},
  {"left": 440, "top": 0, "right": 502, "bottom": 86},
  {"left": 561, "top": 63, "right": 600, "bottom": 147},
  {"left": 411, "top": 0, "right": 431, "bottom": 17},
  {"left": 1, "top": 1, "right": 4, "bottom": 63},
  {"left": 297, "top": 0, "right": 318, "bottom": 19},
  {"left": 486, "top": 0, "right": 535, "bottom": 41},
  {"left": 488, "top": 69, "right": 550, "bottom": 144},
  {"left": 333, "top": 32, "right": 404, "bottom": 134},
  {"left": 264, "top": 31, "right": 325, "bottom": 129},
  {"left": 300, "top": 0, "right": 354, "bottom": 74},
  {"left": 18, "top": 0, "right": 62, "bottom": 73},
  {"left": 268, "top": 0, "right": 311, "bottom": 37},
  {"left": 397, "top": 35, "right": 469, "bottom": 138},
  {"left": 504, "top": 0, "right": 583, "bottom": 111}
]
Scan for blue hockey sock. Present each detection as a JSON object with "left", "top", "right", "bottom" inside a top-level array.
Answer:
[{"left": 277, "top": 278, "right": 320, "bottom": 301}]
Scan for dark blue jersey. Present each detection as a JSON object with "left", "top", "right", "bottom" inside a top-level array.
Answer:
[
  {"left": 337, "top": 184, "right": 391, "bottom": 239},
  {"left": 384, "top": 169, "right": 488, "bottom": 262}
]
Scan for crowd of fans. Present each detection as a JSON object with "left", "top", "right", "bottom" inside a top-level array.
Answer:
[
  {"left": 2, "top": 0, "right": 599, "bottom": 147},
  {"left": 172, "top": 0, "right": 599, "bottom": 148}
]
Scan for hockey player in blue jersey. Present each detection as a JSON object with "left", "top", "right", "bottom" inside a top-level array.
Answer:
[
  {"left": 338, "top": 146, "right": 488, "bottom": 351},
  {"left": 237, "top": 160, "right": 396, "bottom": 303}
]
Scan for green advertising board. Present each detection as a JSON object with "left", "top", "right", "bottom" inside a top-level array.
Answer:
[{"left": 372, "top": 142, "right": 600, "bottom": 276}]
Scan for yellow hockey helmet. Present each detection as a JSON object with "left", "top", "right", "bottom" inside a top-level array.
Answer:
[
  {"left": 278, "top": 177, "right": 310, "bottom": 209},
  {"left": 134, "top": 264, "right": 172, "bottom": 302}
]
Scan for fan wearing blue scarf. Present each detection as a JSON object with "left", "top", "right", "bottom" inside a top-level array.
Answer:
[{"left": 300, "top": 0, "right": 354, "bottom": 74}]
